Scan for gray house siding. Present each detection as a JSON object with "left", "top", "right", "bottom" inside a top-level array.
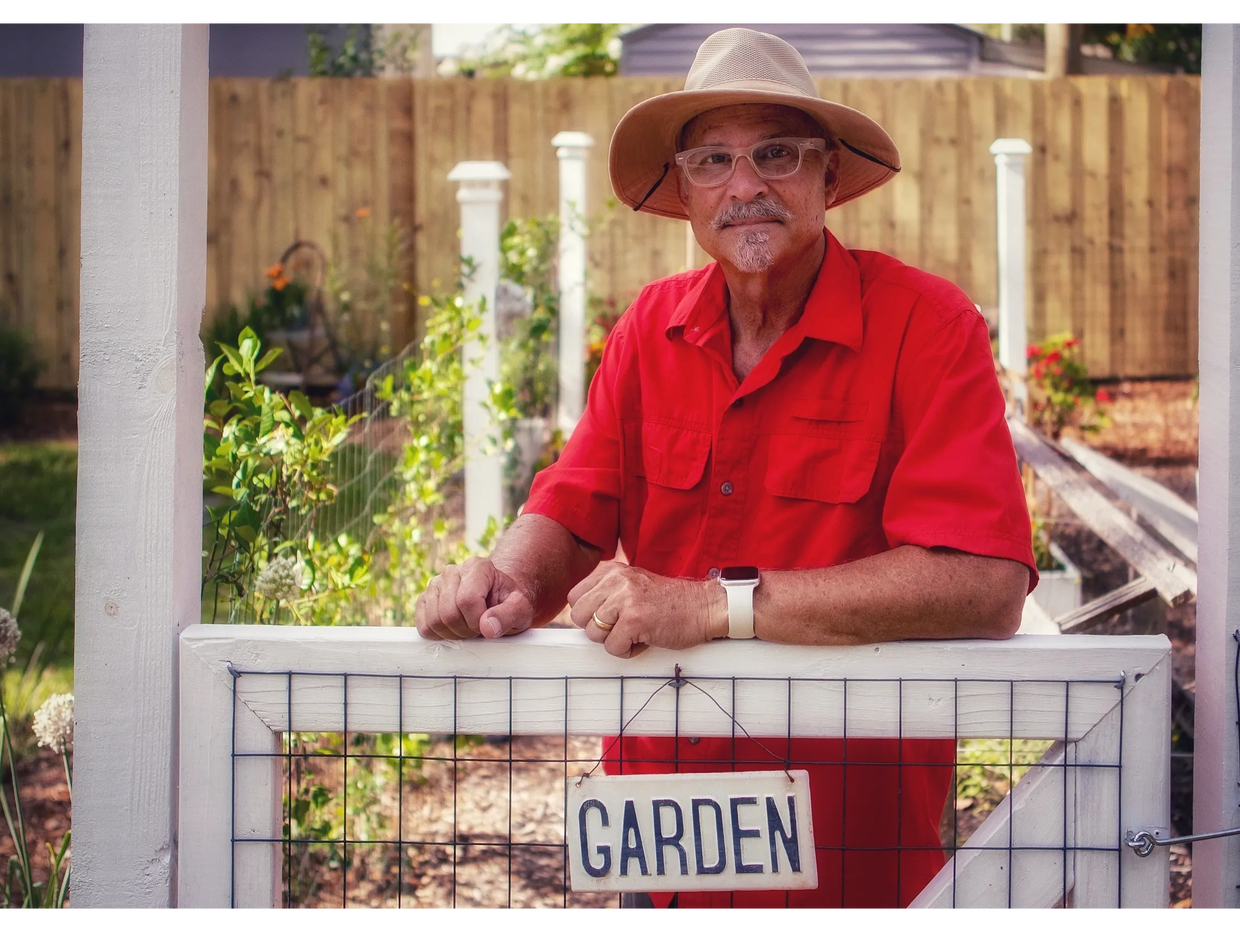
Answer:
[
  {"left": 0, "top": 24, "right": 358, "bottom": 77},
  {"left": 620, "top": 23, "right": 990, "bottom": 77}
]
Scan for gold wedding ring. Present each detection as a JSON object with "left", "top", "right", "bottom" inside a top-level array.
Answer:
[{"left": 591, "top": 612, "right": 615, "bottom": 632}]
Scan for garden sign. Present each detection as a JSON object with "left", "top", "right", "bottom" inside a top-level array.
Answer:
[{"left": 566, "top": 770, "right": 817, "bottom": 893}]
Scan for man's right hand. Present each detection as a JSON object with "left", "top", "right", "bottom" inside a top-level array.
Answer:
[{"left": 414, "top": 557, "right": 536, "bottom": 640}]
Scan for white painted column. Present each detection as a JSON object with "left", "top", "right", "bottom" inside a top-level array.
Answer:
[
  {"left": 991, "top": 138, "right": 1033, "bottom": 418},
  {"left": 1194, "top": 23, "right": 1240, "bottom": 910},
  {"left": 551, "top": 131, "right": 594, "bottom": 436},
  {"left": 74, "top": 25, "right": 208, "bottom": 906},
  {"left": 448, "top": 161, "right": 509, "bottom": 545}
]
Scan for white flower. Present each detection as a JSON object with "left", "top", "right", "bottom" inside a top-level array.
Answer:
[
  {"left": 254, "top": 556, "right": 303, "bottom": 602},
  {"left": 33, "top": 693, "right": 74, "bottom": 754},
  {"left": 0, "top": 608, "right": 19, "bottom": 667}
]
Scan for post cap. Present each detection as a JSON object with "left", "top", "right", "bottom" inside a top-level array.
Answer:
[
  {"left": 989, "top": 138, "right": 1033, "bottom": 156},
  {"left": 551, "top": 131, "right": 595, "bottom": 149},
  {"left": 447, "top": 161, "right": 511, "bottom": 183}
]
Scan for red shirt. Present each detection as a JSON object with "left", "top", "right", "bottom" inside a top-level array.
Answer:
[{"left": 525, "top": 230, "right": 1036, "bottom": 907}]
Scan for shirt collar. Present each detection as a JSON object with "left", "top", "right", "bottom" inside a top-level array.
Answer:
[{"left": 665, "top": 229, "right": 864, "bottom": 352}]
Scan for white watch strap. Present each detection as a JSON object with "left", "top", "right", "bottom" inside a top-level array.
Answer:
[{"left": 724, "top": 583, "right": 756, "bottom": 639}]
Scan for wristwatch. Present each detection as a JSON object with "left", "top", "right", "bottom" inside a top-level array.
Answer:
[{"left": 719, "top": 566, "right": 760, "bottom": 639}]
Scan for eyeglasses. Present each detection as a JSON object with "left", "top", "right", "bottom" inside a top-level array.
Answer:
[{"left": 674, "top": 137, "right": 828, "bottom": 187}]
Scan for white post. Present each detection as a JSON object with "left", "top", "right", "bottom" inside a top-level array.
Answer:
[
  {"left": 448, "top": 161, "right": 509, "bottom": 545},
  {"left": 1194, "top": 23, "right": 1240, "bottom": 910},
  {"left": 551, "top": 131, "right": 594, "bottom": 436},
  {"left": 74, "top": 25, "right": 208, "bottom": 906},
  {"left": 991, "top": 138, "right": 1033, "bottom": 418}
]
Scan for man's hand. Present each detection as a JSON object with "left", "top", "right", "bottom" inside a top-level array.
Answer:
[
  {"left": 567, "top": 562, "right": 726, "bottom": 658},
  {"left": 414, "top": 557, "right": 536, "bottom": 641}
]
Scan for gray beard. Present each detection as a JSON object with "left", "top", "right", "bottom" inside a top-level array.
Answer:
[{"left": 729, "top": 228, "right": 775, "bottom": 273}]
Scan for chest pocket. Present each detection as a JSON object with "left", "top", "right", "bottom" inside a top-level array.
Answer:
[
  {"left": 635, "top": 420, "right": 712, "bottom": 490},
  {"left": 765, "top": 398, "right": 882, "bottom": 504}
]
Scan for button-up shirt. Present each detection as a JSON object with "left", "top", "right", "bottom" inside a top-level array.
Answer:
[{"left": 525, "top": 229, "right": 1036, "bottom": 907}]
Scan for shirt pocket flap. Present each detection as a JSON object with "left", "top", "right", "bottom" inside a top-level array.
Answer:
[
  {"left": 765, "top": 436, "right": 882, "bottom": 504},
  {"left": 642, "top": 421, "right": 712, "bottom": 490},
  {"left": 789, "top": 398, "right": 869, "bottom": 422}
]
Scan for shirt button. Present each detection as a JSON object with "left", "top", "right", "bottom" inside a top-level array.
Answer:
[
  {"left": 732, "top": 397, "right": 744, "bottom": 408},
  {"left": 721, "top": 481, "right": 734, "bottom": 496},
  {"left": 707, "top": 567, "right": 720, "bottom": 579},
  {"left": 688, "top": 737, "right": 701, "bottom": 745}
]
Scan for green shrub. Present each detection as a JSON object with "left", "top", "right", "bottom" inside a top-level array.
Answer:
[{"left": 0, "top": 325, "right": 44, "bottom": 428}]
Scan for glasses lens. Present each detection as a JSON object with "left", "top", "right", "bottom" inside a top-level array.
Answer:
[
  {"left": 684, "top": 149, "right": 734, "bottom": 185},
  {"left": 752, "top": 141, "right": 802, "bottom": 178}
]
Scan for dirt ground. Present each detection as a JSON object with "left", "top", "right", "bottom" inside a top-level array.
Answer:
[{"left": 1, "top": 379, "right": 1200, "bottom": 908}]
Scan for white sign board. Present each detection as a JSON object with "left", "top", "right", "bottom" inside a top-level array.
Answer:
[{"left": 566, "top": 770, "right": 817, "bottom": 893}]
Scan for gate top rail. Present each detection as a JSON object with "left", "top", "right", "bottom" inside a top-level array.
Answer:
[{"left": 181, "top": 626, "right": 1170, "bottom": 741}]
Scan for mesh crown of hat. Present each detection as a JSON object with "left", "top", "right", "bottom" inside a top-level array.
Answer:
[{"left": 686, "top": 29, "right": 818, "bottom": 97}]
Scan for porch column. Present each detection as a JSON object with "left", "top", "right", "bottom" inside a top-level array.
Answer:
[
  {"left": 449, "top": 161, "right": 509, "bottom": 544},
  {"left": 551, "top": 131, "right": 593, "bottom": 436},
  {"left": 991, "top": 138, "right": 1033, "bottom": 419},
  {"left": 1194, "top": 23, "right": 1240, "bottom": 909},
  {"left": 74, "top": 25, "right": 208, "bottom": 906}
]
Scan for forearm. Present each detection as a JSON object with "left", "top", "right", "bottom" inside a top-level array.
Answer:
[
  {"left": 706, "top": 546, "right": 1029, "bottom": 646},
  {"left": 489, "top": 513, "right": 603, "bottom": 625}
]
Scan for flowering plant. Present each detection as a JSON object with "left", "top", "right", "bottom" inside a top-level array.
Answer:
[{"left": 1026, "top": 333, "right": 1112, "bottom": 440}]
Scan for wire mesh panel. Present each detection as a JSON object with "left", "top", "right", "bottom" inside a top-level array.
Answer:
[{"left": 212, "top": 638, "right": 1164, "bottom": 909}]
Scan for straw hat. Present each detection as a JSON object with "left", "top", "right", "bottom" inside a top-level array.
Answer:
[{"left": 609, "top": 28, "right": 901, "bottom": 221}]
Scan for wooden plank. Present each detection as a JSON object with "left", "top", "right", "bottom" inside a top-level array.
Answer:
[
  {"left": 1008, "top": 418, "right": 1196, "bottom": 605},
  {"left": 385, "top": 79, "right": 415, "bottom": 349},
  {"left": 1107, "top": 78, "right": 1129, "bottom": 376},
  {"left": 1180, "top": 78, "right": 1201, "bottom": 377},
  {"left": 1059, "top": 437, "right": 1198, "bottom": 562},
  {"left": 307, "top": 78, "right": 336, "bottom": 274},
  {"left": 887, "top": 79, "right": 923, "bottom": 267},
  {"left": 1080, "top": 78, "right": 1114, "bottom": 377},
  {"left": 921, "top": 79, "right": 960, "bottom": 284},
  {"left": 0, "top": 83, "right": 15, "bottom": 331},
  {"left": 180, "top": 626, "right": 1168, "bottom": 741},
  {"left": 12, "top": 82, "right": 35, "bottom": 369},
  {"left": 1027, "top": 80, "right": 1052, "bottom": 344},
  {"left": 53, "top": 79, "right": 82, "bottom": 391},
  {"left": 1162, "top": 77, "right": 1195, "bottom": 377},
  {"left": 1133, "top": 77, "right": 1166, "bottom": 376},
  {"left": 912, "top": 742, "right": 1074, "bottom": 907},
  {"left": 840, "top": 80, "right": 890, "bottom": 255},
  {"left": 957, "top": 77, "right": 997, "bottom": 309},
  {"left": 1055, "top": 577, "right": 1159, "bottom": 634},
  {"left": 29, "top": 81, "right": 61, "bottom": 388},
  {"left": 267, "top": 77, "right": 295, "bottom": 259}
]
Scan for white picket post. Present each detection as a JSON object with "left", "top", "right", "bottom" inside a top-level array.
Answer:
[
  {"left": 552, "top": 131, "right": 594, "bottom": 436},
  {"left": 991, "top": 138, "right": 1033, "bottom": 419},
  {"left": 448, "top": 161, "right": 509, "bottom": 544},
  {"left": 75, "top": 24, "right": 208, "bottom": 906},
  {"left": 1194, "top": 23, "right": 1240, "bottom": 909}
]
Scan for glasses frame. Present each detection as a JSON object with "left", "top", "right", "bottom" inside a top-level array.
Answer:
[{"left": 674, "top": 136, "right": 829, "bottom": 188}]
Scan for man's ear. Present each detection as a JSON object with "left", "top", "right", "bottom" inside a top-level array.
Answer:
[{"left": 823, "top": 149, "right": 842, "bottom": 209}]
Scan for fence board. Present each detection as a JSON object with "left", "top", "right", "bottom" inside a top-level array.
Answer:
[{"left": 0, "top": 75, "right": 1204, "bottom": 389}]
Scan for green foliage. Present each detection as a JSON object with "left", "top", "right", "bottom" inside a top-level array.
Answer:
[
  {"left": 1027, "top": 333, "right": 1111, "bottom": 440},
  {"left": 202, "top": 270, "right": 311, "bottom": 393},
  {"left": 954, "top": 739, "right": 1052, "bottom": 825},
  {"left": 307, "top": 25, "right": 376, "bottom": 77},
  {"left": 457, "top": 24, "right": 624, "bottom": 79},
  {"left": 0, "top": 444, "right": 75, "bottom": 669},
  {"left": 202, "top": 327, "right": 364, "bottom": 623},
  {"left": 0, "top": 325, "right": 44, "bottom": 429},
  {"left": 499, "top": 216, "right": 560, "bottom": 421},
  {"left": 1082, "top": 24, "right": 1201, "bottom": 74}
]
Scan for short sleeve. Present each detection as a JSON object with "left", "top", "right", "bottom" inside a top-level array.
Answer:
[
  {"left": 522, "top": 323, "right": 628, "bottom": 559},
  {"left": 882, "top": 305, "right": 1038, "bottom": 592}
]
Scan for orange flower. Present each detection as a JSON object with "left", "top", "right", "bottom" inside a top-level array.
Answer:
[
  {"left": 265, "top": 263, "right": 283, "bottom": 279},
  {"left": 355, "top": 206, "right": 371, "bottom": 219},
  {"left": 272, "top": 275, "right": 289, "bottom": 292}
]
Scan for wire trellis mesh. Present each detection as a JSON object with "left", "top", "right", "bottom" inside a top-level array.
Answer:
[{"left": 228, "top": 668, "right": 1130, "bottom": 909}]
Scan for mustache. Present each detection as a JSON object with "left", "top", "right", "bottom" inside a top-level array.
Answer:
[{"left": 709, "top": 198, "right": 792, "bottom": 230}]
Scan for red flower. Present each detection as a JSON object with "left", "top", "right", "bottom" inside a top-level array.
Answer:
[
  {"left": 1064, "top": 337, "right": 1080, "bottom": 349},
  {"left": 1095, "top": 388, "right": 1114, "bottom": 404},
  {"left": 1026, "top": 345, "right": 1041, "bottom": 359},
  {"left": 1044, "top": 350, "right": 1062, "bottom": 365}
]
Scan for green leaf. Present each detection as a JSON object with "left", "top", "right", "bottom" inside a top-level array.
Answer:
[
  {"left": 255, "top": 347, "right": 283, "bottom": 373},
  {"left": 288, "top": 390, "right": 315, "bottom": 421}
]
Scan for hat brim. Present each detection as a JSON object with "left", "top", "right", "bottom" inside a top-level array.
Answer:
[{"left": 609, "top": 87, "right": 900, "bottom": 221}]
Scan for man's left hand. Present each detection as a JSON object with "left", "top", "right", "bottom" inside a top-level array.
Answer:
[{"left": 567, "top": 562, "right": 726, "bottom": 658}]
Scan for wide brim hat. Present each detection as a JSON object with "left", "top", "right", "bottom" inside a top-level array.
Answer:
[{"left": 610, "top": 28, "right": 901, "bottom": 221}]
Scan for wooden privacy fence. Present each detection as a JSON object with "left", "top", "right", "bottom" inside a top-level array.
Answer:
[{"left": 0, "top": 75, "right": 1200, "bottom": 391}]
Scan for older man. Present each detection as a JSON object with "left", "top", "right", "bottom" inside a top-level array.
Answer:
[{"left": 415, "top": 29, "right": 1037, "bottom": 907}]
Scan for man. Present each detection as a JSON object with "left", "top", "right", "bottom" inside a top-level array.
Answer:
[{"left": 415, "top": 28, "right": 1037, "bottom": 907}]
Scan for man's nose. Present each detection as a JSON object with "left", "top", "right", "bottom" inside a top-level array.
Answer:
[{"left": 723, "top": 154, "right": 770, "bottom": 200}]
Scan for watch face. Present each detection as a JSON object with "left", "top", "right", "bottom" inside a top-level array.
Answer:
[{"left": 720, "top": 565, "right": 759, "bottom": 583}]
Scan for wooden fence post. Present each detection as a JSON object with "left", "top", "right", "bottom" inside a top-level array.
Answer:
[
  {"left": 448, "top": 160, "right": 508, "bottom": 544},
  {"left": 74, "top": 24, "right": 208, "bottom": 906},
  {"left": 991, "top": 138, "right": 1033, "bottom": 419},
  {"left": 552, "top": 131, "right": 594, "bottom": 437},
  {"left": 1194, "top": 23, "right": 1240, "bottom": 909}
]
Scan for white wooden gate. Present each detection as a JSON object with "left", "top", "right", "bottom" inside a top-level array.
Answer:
[{"left": 176, "top": 627, "right": 1171, "bottom": 908}]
